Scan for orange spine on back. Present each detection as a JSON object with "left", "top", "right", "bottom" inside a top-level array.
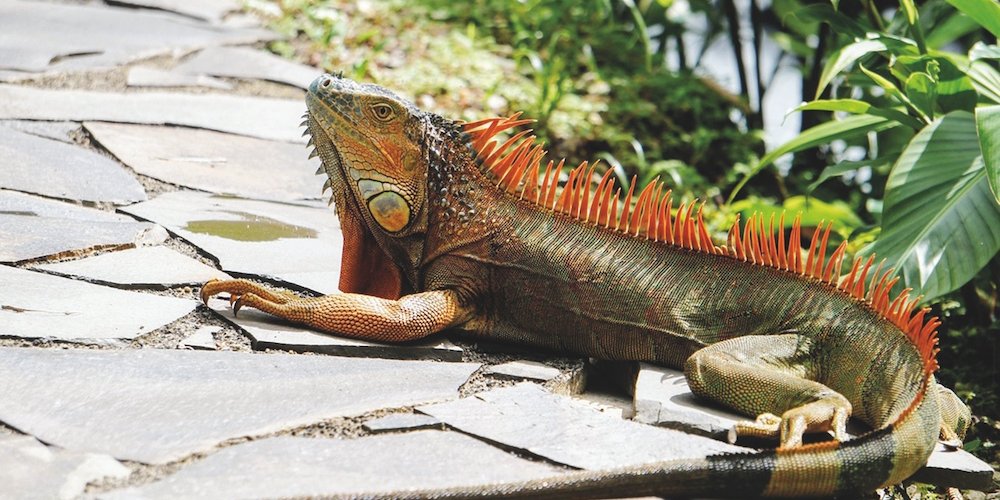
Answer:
[{"left": 463, "top": 114, "right": 939, "bottom": 375}]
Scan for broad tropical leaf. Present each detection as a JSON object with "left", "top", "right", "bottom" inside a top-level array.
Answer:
[
  {"left": 945, "top": 0, "right": 1000, "bottom": 38},
  {"left": 863, "top": 111, "right": 1000, "bottom": 301},
  {"left": 977, "top": 105, "right": 1000, "bottom": 203}
]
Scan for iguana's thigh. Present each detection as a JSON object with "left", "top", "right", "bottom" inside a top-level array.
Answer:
[{"left": 684, "top": 334, "right": 851, "bottom": 447}]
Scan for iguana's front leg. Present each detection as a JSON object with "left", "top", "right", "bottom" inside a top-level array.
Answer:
[
  {"left": 200, "top": 279, "right": 468, "bottom": 342},
  {"left": 684, "top": 334, "right": 852, "bottom": 449}
]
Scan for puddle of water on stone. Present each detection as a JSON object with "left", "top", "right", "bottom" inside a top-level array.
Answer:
[{"left": 184, "top": 211, "right": 317, "bottom": 242}]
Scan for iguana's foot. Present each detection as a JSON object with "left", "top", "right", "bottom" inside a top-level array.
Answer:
[
  {"left": 730, "top": 399, "right": 850, "bottom": 448},
  {"left": 200, "top": 278, "right": 301, "bottom": 309}
]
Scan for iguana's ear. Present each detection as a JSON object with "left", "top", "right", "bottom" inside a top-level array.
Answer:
[{"left": 338, "top": 208, "right": 403, "bottom": 299}]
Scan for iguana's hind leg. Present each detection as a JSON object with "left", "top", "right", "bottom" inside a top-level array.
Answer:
[
  {"left": 200, "top": 279, "right": 468, "bottom": 342},
  {"left": 684, "top": 334, "right": 851, "bottom": 449}
]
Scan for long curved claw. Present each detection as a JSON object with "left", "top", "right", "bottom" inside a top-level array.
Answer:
[
  {"left": 729, "top": 413, "right": 782, "bottom": 444},
  {"left": 200, "top": 278, "right": 221, "bottom": 305}
]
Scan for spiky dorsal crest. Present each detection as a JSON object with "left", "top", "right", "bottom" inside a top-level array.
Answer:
[{"left": 463, "top": 113, "right": 939, "bottom": 376}]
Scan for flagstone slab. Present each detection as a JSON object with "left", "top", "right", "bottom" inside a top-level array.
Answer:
[
  {"left": 0, "top": 0, "right": 274, "bottom": 73},
  {"left": 0, "top": 266, "right": 196, "bottom": 342},
  {"left": 485, "top": 360, "right": 561, "bottom": 382},
  {"left": 633, "top": 363, "right": 741, "bottom": 437},
  {"left": 0, "top": 347, "right": 479, "bottom": 464},
  {"left": 0, "top": 435, "right": 130, "bottom": 500},
  {"left": 0, "top": 126, "right": 146, "bottom": 204},
  {"left": 126, "top": 66, "right": 233, "bottom": 90},
  {"left": 0, "top": 85, "right": 306, "bottom": 143},
  {"left": 121, "top": 191, "right": 342, "bottom": 293},
  {"left": 175, "top": 46, "right": 318, "bottom": 89},
  {"left": 207, "top": 297, "right": 463, "bottom": 361},
  {"left": 418, "top": 383, "right": 751, "bottom": 470},
  {"left": 85, "top": 121, "right": 321, "bottom": 202},
  {"left": 0, "top": 120, "right": 78, "bottom": 144},
  {"left": 363, "top": 413, "right": 442, "bottom": 433},
  {"left": 180, "top": 326, "right": 220, "bottom": 350},
  {"left": 105, "top": 431, "right": 562, "bottom": 499},
  {"left": 912, "top": 443, "right": 995, "bottom": 490},
  {"left": 35, "top": 246, "right": 230, "bottom": 288},
  {"left": 106, "top": 0, "right": 243, "bottom": 23},
  {"left": 0, "top": 190, "right": 167, "bottom": 264}
]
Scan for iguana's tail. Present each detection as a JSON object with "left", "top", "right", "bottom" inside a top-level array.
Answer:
[{"left": 359, "top": 376, "right": 939, "bottom": 499}]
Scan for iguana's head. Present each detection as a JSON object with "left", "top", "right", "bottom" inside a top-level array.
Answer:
[{"left": 305, "top": 74, "right": 441, "bottom": 299}]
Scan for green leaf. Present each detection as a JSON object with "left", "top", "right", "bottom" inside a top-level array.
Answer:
[
  {"left": 728, "top": 114, "right": 899, "bottom": 203},
  {"left": 932, "top": 56, "right": 979, "bottom": 112},
  {"left": 786, "top": 4, "right": 867, "bottom": 38},
  {"left": 970, "top": 42, "right": 1000, "bottom": 61},
  {"left": 807, "top": 154, "right": 898, "bottom": 192},
  {"left": 860, "top": 64, "right": 931, "bottom": 122},
  {"left": 790, "top": 99, "right": 925, "bottom": 129},
  {"left": 976, "top": 105, "right": 1000, "bottom": 203},
  {"left": 862, "top": 111, "right": 1000, "bottom": 301},
  {"left": 815, "top": 39, "right": 890, "bottom": 99},
  {"left": 900, "top": 0, "right": 919, "bottom": 24},
  {"left": 731, "top": 195, "right": 863, "bottom": 235},
  {"left": 945, "top": 0, "right": 1000, "bottom": 38},
  {"left": 926, "top": 12, "right": 982, "bottom": 50},
  {"left": 905, "top": 72, "right": 937, "bottom": 119},
  {"left": 967, "top": 60, "right": 1000, "bottom": 103}
]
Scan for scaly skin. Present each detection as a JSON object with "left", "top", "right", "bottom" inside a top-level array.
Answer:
[{"left": 201, "top": 74, "right": 971, "bottom": 497}]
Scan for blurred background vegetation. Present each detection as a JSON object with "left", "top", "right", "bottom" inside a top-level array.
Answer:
[{"left": 248, "top": 0, "right": 998, "bottom": 474}]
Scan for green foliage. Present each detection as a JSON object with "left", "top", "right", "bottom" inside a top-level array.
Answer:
[{"left": 735, "top": 0, "right": 1000, "bottom": 305}]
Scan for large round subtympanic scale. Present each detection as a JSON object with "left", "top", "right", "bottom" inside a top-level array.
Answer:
[{"left": 368, "top": 191, "right": 410, "bottom": 232}]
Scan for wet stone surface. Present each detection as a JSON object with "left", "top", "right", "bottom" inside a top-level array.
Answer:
[
  {"left": 121, "top": 191, "right": 342, "bottom": 294},
  {"left": 0, "top": 347, "right": 480, "bottom": 463}
]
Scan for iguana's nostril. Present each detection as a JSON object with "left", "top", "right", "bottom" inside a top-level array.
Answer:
[{"left": 321, "top": 77, "right": 332, "bottom": 88}]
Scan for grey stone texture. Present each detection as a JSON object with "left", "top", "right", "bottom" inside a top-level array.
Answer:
[
  {"left": 419, "top": 383, "right": 751, "bottom": 470},
  {"left": 175, "top": 46, "right": 318, "bottom": 89},
  {"left": 0, "top": 266, "right": 196, "bottom": 342},
  {"left": 0, "top": 0, "right": 273, "bottom": 74},
  {"left": 485, "top": 360, "right": 561, "bottom": 382},
  {"left": 0, "top": 86, "right": 306, "bottom": 143},
  {"left": 0, "top": 435, "right": 130, "bottom": 500},
  {"left": 912, "top": 443, "right": 996, "bottom": 490},
  {"left": 208, "top": 297, "right": 464, "bottom": 360},
  {"left": 0, "top": 125, "right": 146, "bottom": 204},
  {"left": 105, "top": 0, "right": 243, "bottom": 23},
  {"left": 180, "top": 326, "right": 221, "bottom": 350},
  {"left": 105, "top": 431, "right": 564, "bottom": 499},
  {"left": 633, "top": 362, "right": 741, "bottom": 437},
  {"left": 121, "top": 191, "right": 342, "bottom": 294},
  {"left": 363, "top": 413, "right": 443, "bottom": 433},
  {"left": 85, "top": 121, "right": 321, "bottom": 202},
  {"left": 126, "top": 66, "right": 233, "bottom": 90},
  {"left": 0, "top": 120, "right": 79, "bottom": 143},
  {"left": 0, "top": 192, "right": 166, "bottom": 264},
  {"left": 36, "top": 246, "right": 229, "bottom": 288},
  {"left": 0, "top": 347, "right": 479, "bottom": 463}
]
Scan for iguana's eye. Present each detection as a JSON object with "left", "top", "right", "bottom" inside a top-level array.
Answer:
[{"left": 371, "top": 103, "right": 395, "bottom": 121}]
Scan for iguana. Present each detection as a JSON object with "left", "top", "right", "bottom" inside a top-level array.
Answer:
[{"left": 201, "top": 74, "right": 972, "bottom": 498}]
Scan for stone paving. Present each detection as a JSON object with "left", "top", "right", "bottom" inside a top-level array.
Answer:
[{"left": 0, "top": 2, "right": 993, "bottom": 498}]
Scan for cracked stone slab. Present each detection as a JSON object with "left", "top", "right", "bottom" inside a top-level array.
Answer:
[
  {"left": 0, "top": 120, "right": 79, "bottom": 143},
  {"left": 85, "top": 121, "right": 321, "bottom": 202},
  {"left": 0, "top": 125, "right": 146, "bottom": 204},
  {"left": 0, "top": 435, "right": 130, "bottom": 500},
  {"left": 207, "top": 297, "right": 464, "bottom": 361},
  {"left": 126, "top": 66, "right": 233, "bottom": 90},
  {"left": 633, "top": 363, "right": 741, "bottom": 438},
  {"left": 0, "top": 190, "right": 167, "bottom": 264},
  {"left": 485, "top": 360, "right": 561, "bottom": 382},
  {"left": 180, "top": 326, "right": 220, "bottom": 350},
  {"left": 419, "top": 383, "right": 751, "bottom": 470},
  {"left": 105, "top": 431, "right": 562, "bottom": 499},
  {"left": 121, "top": 191, "right": 342, "bottom": 294},
  {"left": 911, "top": 443, "right": 995, "bottom": 490},
  {"left": 105, "top": 0, "right": 243, "bottom": 23},
  {"left": 0, "top": 348, "right": 479, "bottom": 464},
  {"left": 175, "top": 46, "right": 318, "bottom": 89},
  {"left": 0, "top": 266, "right": 196, "bottom": 342},
  {"left": 35, "top": 246, "right": 229, "bottom": 288},
  {"left": 363, "top": 413, "right": 442, "bottom": 433},
  {"left": 0, "top": 0, "right": 274, "bottom": 74},
  {"left": 0, "top": 85, "right": 306, "bottom": 143}
]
